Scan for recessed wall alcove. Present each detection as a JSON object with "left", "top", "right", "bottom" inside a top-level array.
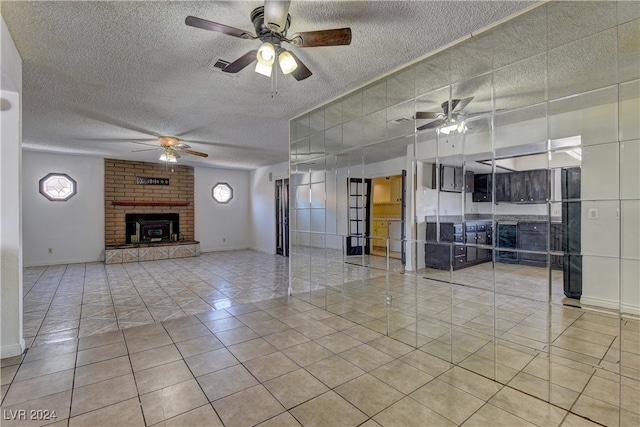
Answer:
[{"left": 104, "top": 159, "right": 199, "bottom": 263}]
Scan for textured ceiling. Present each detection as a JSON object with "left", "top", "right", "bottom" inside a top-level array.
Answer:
[{"left": 1, "top": 1, "right": 535, "bottom": 169}]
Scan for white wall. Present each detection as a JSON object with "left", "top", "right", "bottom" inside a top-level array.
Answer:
[
  {"left": 22, "top": 152, "right": 105, "bottom": 266},
  {"left": 249, "top": 162, "right": 288, "bottom": 254},
  {"left": 195, "top": 167, "right": 251, "bottom": 252},
  {"left": 1, "top": 16, "right": 24, "bottom": 357},
  {"left": 21, "top": 155, "right": 256, "bottom": 263}
]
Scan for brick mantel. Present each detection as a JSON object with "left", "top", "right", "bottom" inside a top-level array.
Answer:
[{"left": 104, "top": 159, "right": 194, "bottom": 245}]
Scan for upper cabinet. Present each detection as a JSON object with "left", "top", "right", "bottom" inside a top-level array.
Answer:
[
  {"left": 389, "top": 177, "right": 403, "bottom": 203},
  {"left": 506, "top": 169, "right": 549, "bottom": 203},
  {"left": 440, "top": 164, "right": 464, "bottom": 193},
  {"left": 474, "top": 169, "right": 550, "bottom": 204}
]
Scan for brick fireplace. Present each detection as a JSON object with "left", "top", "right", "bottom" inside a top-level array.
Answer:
[{"left": 104, "top": 159, "right": 199, "bottom": 263}]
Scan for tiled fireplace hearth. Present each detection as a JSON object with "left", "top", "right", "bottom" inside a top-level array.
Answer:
[
  {"left": 105, "top": 241, "right": 200, "bottom": 264},
  {"left": 104, "top": 159, "right": 199, "bottom": 264}
]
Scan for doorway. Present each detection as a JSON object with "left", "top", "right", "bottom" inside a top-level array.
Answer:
[
  {"left": 346, "top": 178, "right": 372, "bottom": 255},
  {"left": 370, "top": 171, "right": 406, "bottom": 264},
  {"left": 275, "top": 178, "right": 289, "bottom": 257}
]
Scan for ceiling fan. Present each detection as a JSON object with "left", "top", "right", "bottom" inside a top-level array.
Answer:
[
  {"left": 185, "top": 0, "right": 352, "bottom": 81},
  {"left": 132, "top": 137, "right": 209, "bottom": 163},
  {"left": 415, "top": 97, "right": 475, "bottom": 133}
]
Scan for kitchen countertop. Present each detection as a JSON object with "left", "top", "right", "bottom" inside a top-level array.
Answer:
[{"left": 425, "top": 215, "right": 562, "bottom": 223}]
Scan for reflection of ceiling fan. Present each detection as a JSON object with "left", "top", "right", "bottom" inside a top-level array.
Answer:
[
  {"left": 132, "top": 137, "right": 209, "bottom": 163},
  {"left": 185, "top": 0, "right": 352, "bottom": 81},
  {"left": 415, "top": 97, "right": 474, "bottom": 132}
]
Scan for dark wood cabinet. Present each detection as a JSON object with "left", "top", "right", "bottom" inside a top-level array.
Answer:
[
  {"left": 495, "top": 173, "right": 511, "bottom": 203},
  {"left": 497, "top": 222, "right": 518, "bottom": 263},
  {"left": 425, "top": 221, "right": 492, "bottom": 270},
  {"left": 440, "top": 164, "right": 464, "bottom": 193},
  {"left": 465, "top": 170, "right": 474, "bottom": 193},
  {"left": 510, "top": 169, "right": 549, "bottom": 203},
  {"left": 425, "top": 222, "right": 454, "bottom": 270},
  {"left": 472, "top": 173, "right": 492, "bottom": 202},
  {"left": 475, "top": 171, "right": 545, "bottom": 203}
]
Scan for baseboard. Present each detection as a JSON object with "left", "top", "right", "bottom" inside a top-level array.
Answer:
[
  {"left": 250, "top": 246, "right": 276, "bottom": 255},
  {"left": 23, "top": 256, "right": 102, "bottom": 268},
  {"left": 1, "top": 339, "right": 25, "bottom": 359},
  {"left": 200, "top": 246, "right": 249, "bottom": 253},
  {"left": 579, "top": 295, "right": 620, "bottom": 312},
  {"left": 621, "top": 303, "right": 640, "bottom": 316}
]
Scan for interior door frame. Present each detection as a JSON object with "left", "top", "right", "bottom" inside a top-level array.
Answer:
[
  {"left": 275, "top": 178, "right": 289, "bottom": 257},
  {"left": 346, "top": 177, "right": 372, "bottom": 256}
]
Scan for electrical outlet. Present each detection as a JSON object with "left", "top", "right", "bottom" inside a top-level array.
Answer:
[{"left": 48, "top": 248, "right": 53, "bottom": 254}]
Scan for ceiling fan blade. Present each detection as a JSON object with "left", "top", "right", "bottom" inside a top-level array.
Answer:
[
  {"left": 288, "top": 28, "right": 352, "bottom": 47},
  {"left": 286, "top": 51, "right": 312, "bottom": 81},
  {"left": 417, "top": 119, "right": 446, "bottom": 131},
  {"left": 222, "top": 50, "right": 258, "bottom": 73},
  {"left": 451, "top": 96, "right": 474, "bottom": 113},
  {"left": 264, "top": 0, "right": 291, "bottom": 32},
  {"left": 175, "top": 143, "right": 191, "bottom": 149},
  {"left": 129, "top": 141, "right": 159, "bottom": 148},
  {"left": 415, "top": 111, "right": 443, "bottom": 120},
  {"left": 178, "top": 148, "right": 209, "bottom": 158},
  {"left": 185, "top": 16, "right": 255, "bottom": 40},
  {"left": 132, "top": 148, "right": 160, "bottom": 153}
]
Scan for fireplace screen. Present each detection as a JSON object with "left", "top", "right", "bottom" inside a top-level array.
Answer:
[{"left": 125, "top": 213, "right": 179, "bottom": 244}]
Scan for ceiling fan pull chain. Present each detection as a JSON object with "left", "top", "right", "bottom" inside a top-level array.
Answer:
[{"left": 271, "top": 63, "right": 278, "bottom": 98}]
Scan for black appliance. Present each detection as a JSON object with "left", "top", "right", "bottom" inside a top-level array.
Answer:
[{"left": 561, "top": 167, "right": 582, "bottom": 298}]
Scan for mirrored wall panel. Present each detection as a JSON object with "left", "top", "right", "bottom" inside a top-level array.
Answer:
[{"left": 289, "top": 2, "right": 639, "bottom": 424}]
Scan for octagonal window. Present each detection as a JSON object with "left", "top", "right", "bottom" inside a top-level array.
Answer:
[
  {"left": 39, "top": 173, "right": 77, "bottom": 201},
  {"left": 212, "top": 182, "right": 233, "bottom": 204}
]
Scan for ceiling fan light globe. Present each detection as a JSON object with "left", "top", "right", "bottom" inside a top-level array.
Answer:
[
  {"left": 254, "top": 61, "right": 273, "bottom": 77},
  {"left": 257, "top": 42, "right": 275, "bottom": 65},
  {"left": 159, "top": 151, "right": 178, "bottom": 163},
  {"left": 278, "top": 50, "right": 298, "bottom": 74}
]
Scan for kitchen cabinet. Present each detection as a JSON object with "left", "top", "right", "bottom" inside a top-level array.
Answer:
[
  {"left": 510, "top": 169, "right": 549, "bottom": 203},
  {"left": 562, "top": 167, "right": 581, "bottom": 200},
  {"left": 389, "top": 177, "right": 403, "bottom": 203},
  {"left": 425, "top": 222, "right": 454, "bottom": 270},
  {"left": 440, "top": 164, "right": 464, "bottom": 193},
  {"left": 472, "top": 173, "right": 492, "bottom": 202},
  {"left": 497, "top": 222, "right": 518, "bottom": 263},
  {"left": 466, "top": 223, "right": 491, "bottom": 263},
  {"left": 388, "top": 221, "right": 403, "bottom": 252},
  {"left": 495, "top": 173, "right": 511, "bottom": 203},
  {"left": 425, "top": 221, "right": 491, "bottom": 270},
  {"left": 550, "top": 223, "right": 563, "bottom": 270},
  {"left": 465, "top": 170, "right": 474, "bottom": 193},
  {"left": 495, "top": 169, "right": 549, "bottom": 204},
  {"left": 372, "top": 220, "right": 388, "bottom": 249}
]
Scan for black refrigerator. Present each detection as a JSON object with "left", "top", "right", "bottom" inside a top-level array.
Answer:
[{"left": 562, "top": 167, "right": 582, "bottom": 298}]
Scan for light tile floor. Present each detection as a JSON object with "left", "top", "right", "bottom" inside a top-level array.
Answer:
[
  {"left": 21, "top": 250, "right": 289, "bottom": 348},
  {"left": 2, "top": 250, "right": 639, "bottom": 426}
]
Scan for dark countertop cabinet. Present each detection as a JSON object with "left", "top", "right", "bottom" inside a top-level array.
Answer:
[
  {"left": 497, "top": 222, "right": 518, "bottom": 263},
  {"left": 425, "top": 221, "right": 492, "bottom": 271}
]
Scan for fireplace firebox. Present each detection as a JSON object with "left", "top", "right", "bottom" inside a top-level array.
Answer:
[{"left": 125, "top": 213, "right": 179, "bottom": 244}]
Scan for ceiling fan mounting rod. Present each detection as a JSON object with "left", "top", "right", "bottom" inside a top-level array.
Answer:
[{"left": 252, "top": 6, "right": 291, "bottom": 39}]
